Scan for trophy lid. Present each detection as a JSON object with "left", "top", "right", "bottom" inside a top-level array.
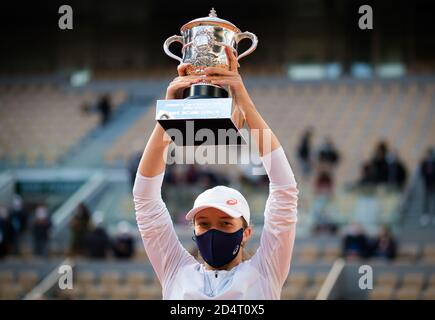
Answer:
[{"left": 181, "top": 8, "right": 240, "bottom": 33}]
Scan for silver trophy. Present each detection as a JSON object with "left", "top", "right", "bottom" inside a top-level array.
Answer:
[
  {"left": 163, "top": 8, "right": 258, "bottom": 99},
  {"left": 157, "top": 8, "right": 258, "bottom": 145}
]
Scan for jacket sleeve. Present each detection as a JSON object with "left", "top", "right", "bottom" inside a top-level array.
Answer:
[
  {"left": 250, "top": 147, "right": 299, "bottom": 290},
  {"left": 132, "top": 171, "right": 197, "bottom": 289}
]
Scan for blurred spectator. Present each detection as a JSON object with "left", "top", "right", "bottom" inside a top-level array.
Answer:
[
  {"left": 317, "top": 136, "right": 340, "bottom": 168},
  {"left": 186, "top": 164, "right": 200, "bottom": 184},
  {"left": 0, "top": 206, "right": 13, "bottom": 258},
  {"left": 69, "top": 203, "right": 92, "bottom": 256},
  {"left": 342, "top": 223, "right": 370, "bottom": 259},
  {"left": 82, "top": 94, "right": 113, "bottom": 126},
  {"left": 371, "top": 141, "right": 390, "bottom": 184},
  {"left": 357, "top": 161, "right": 376, "bottom": 187},
  {"left": 112, "top": 221, "right": 135, "bottom": 259},
  {"left": 32, "top": 204, "right": 51, "bottom": 257},
  {"left": 386, "top": 150, "right": 407, "bottom": 190},
  {"left": 420, "top": 147, "right": 435, "bottom": 225},
  {"left": 85, "top": 222, "right": 111, "bottom": 259},
  {"left": 9, "top": 195, "right": 27, "bottom": 254},
  {"left": 297, "top": 128, "right": 314, "bottom": 179},
  {"left": 314, "top": 167, "right": 335, "bottom": 194},
  {"left": 312, "top": 167, "right": 337, "bottom": 234},
  {"left": 356, "top": 142, "right": 408, "bottom": 190},
  {"left": 164, "top": 164, "right": 180, "bottom": 185},
  {"left": 97, "top": 94, "right": 112, "bottom": 126},
  {"left": 311, "top": 137, "right": 340, "bottom": 232},
  {"left": 198, "top": 171, "right": 226, "bottom": 189},
  {"left": 370, "top": 225, "right": 397, "bottom": 260},
  {"left": 10, "top": 194, "right": 27, "bottom": 232},
  {"left": 198, "top": 173, "right": 214, "bottom": 190}
]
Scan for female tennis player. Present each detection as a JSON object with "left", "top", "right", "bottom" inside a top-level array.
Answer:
[{"left": 133, "top": 47, "right": 299, "bottom": 299}]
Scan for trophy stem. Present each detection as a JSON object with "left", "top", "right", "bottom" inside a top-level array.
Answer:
[{"left": 183, "top": 84, "right": 229, "bottom": 99}]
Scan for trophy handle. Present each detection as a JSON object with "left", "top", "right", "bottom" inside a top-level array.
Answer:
[
  {"left": 163, "top": 35, "right": 184, "bottom": 63},
  {"left": 235, "top": 32, "right": 258, "bottom": 61}
]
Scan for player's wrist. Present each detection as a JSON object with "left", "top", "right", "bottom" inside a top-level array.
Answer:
[{"left": 236, "top": 96, "right": 256, "bottom": 117}]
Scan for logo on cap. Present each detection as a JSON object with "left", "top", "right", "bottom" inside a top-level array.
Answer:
[{"left": 226, "top": 199, "right": 238, "bottom": 205}]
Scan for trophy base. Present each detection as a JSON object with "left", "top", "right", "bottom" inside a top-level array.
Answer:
[
  {"left": 183, "top": 84, "right": 229, "bottom": 99},
  {"left": 156, "top": 97, "right": 246, "bottom": 146}
]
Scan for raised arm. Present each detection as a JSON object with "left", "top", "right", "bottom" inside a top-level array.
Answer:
[
  {"left": 204, "top": 48, "right": 299, "bottom": 295},
  {"left": 204, "top": 46, "right": 280, "bottom": 157},
  {"left": 138, "top": 65, "right": 203, "bottom": 177},
  {"left": 133, "top": 67, "right": 202, "bottom": 290}
]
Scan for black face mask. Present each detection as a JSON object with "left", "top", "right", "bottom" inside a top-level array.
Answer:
[{"left": 192, "top": 228, "right": 244, "bottom": 268}]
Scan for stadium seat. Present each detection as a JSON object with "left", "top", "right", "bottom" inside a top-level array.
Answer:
[
  {"left": 401, "top": 273, "right": 425, "bottom": 290},
  {"left": 75, "top": 271, "right": 96, "bottom": 287},
  {"left": 322, "top": 245, "right": 340, "bottom": 263},
  {"left": 368, "top": 286, "right": 394, "bottom": 300},
  {"left": 108, "top": 285, "right": 134, "bottom": 300},
  {"left": 428, "top": 274, "right": 435, "bottom": 287},
  {"left": 0, "top": 271, "right": 14, "bottom": 284},
  {"left": 422, "top": 245, "right": 435, "bottom": 264},
  {"left": 99, "top": 272, "right": 122, "bottom": 289},
  {"left": 17, "top": 271, "right": 40, "bottom": 291},
  {"left": 125, "top": 272, "right": 148, "bottom": 288},
  {"left": 376, "top": 273, "right": 398, "bottom": 289},
  {"left": 0, "top": 283, "right": 24, "bottom": 300},
  {"left": 421, "top": 288, "right": 435, "bottom": 300},
  {"left": 133, "top": 285, "right": 162, "bottom": 300},
  {"left": 133, "top": 247, "right": 149, "bottom": 262},
  {"left": 394, "top": 287, "right": 420, "bottom": 300},
  {"left": 84, "top": 285, "right": 107, "bottom": 300},
  {"left": 396, "top": 245, "right": 420, "bottom": 263},
  {"left": 285, "top": 272, "right": 309, "bottom": 289},
  {"left": 281, "top": 286, "right": 302, "bottom": 300},
  {"left": 302, "top": 284, "right": 321, "bottom": 300},
  {"left": 313, "top": 272, "right": 328, "bottom": 286},
  {"left": 298, "top": 245, "right": 319, "bottom": 263}
]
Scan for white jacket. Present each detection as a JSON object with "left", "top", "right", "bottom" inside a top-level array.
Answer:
[{"left": 133, "top": 147, "right": 299, "bottom": 299}]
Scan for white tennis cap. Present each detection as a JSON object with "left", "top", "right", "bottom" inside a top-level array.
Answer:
[{"left": 185, "top": 186, "right": 250, "bottom": 224}]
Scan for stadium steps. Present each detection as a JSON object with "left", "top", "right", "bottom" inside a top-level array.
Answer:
[
  {"left": 92, "top": 180, "right": 136, "bottom": 230},
  {"left": 60, "top": 101, "right": 151, "bottom": 168}
]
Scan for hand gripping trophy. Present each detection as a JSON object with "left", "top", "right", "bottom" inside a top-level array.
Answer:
[{"left": 156, "top": 8, "right": 258, "bottom": 146}]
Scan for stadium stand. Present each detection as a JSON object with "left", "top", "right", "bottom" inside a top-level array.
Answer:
[
  {"left": 0, "top": 84, "right": 126, "bottom": 167},
  {"left": 104, "top": 80, "right": 435, "bottom": 186},
  {"left": 0, "top": 77, "right": 434, "bottom": 301},
  {"left": 1, "top": 0, "right": 435, "bottom": 303}
]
